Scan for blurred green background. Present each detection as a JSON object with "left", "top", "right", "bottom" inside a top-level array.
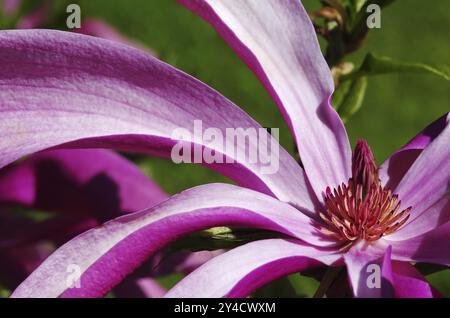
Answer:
[{"left": 1, "top": 0, "right": 449, "bottom": 297}]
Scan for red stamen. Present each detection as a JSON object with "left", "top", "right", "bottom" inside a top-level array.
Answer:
[{"left": 319, "top": 140, "right": 411, "bottom": 249}]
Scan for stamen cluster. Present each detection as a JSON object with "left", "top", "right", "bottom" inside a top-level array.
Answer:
[{"left": 319, "top": 140, "right": 411, "bottom": 248}]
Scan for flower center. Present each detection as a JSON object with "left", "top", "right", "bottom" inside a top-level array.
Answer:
[{"left": 319, "top": 140, "right": 411, "bottom": 250}]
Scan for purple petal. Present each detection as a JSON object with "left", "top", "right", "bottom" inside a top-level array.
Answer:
[
  {"left": 11, "top": 183, "right": 333, "bottom": 298},
  {"left": 382, "top": 221, "right": 450, "bottom": 267},
  {"left": 391, "top": 262, "right": 439, "bottom": 298},
  {"left": 114, "top": 249, "right": 221, "bottom": 298},
  {"left": 0, "top": 29, "right": 314, "bottom": 211},
  {"left": 344, "top": 244, "right": 394, "bottom": 298},
  {"left": 391, "top": 115, "right": 450, "bottom": 225},
  {"left": 380, "top": 113, "right": 449, "bottom": 191},
  {"left": 0, "top": 149, "right": 168, "bottom": 295},
  {"left": 348, "top": 244, "right": 440, "bottom": 298},
  {"left": 0, "top": 149, "right": 211, "bottom": 297},
  {"left": 0, "top": 149, "right": 168, "bottom": 219},
  {"left": 166, "top": 239, "right": 339, "bottom": 298},
  {"left": 113, "top": 250, "right": 220, "bottom": 298},
  {"left": 179, "top": 0, "right": 352, "bottom": 199},
  {"left": 385, "top": 196, "right": 450, "bottom": 241}
]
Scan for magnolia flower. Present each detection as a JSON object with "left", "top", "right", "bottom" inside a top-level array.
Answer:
[
  {"left": 0, "top": 149, "right": 218, "bottom": 297},
  {"left": 0, "top": 0, "right": 448, "bottom": 298}
]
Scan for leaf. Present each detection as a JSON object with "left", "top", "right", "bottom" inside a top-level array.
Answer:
[
  {"left": 333, "top": 76, "right": 368, "bottom": 122},
  {"left": 344, "top": 53, "right": 450, "bottom": 81},
  {"left": 253, "top": 276, "right": 299, "bottom": 298},
  {"left": 425, "top": 269, "right": 450, "bottom": 297},
  {"left": 416, "top": 263, "right": 450, "bottom": 276},
  {"left": 166, "top": 227, "right": 286, "bottom": 253}
]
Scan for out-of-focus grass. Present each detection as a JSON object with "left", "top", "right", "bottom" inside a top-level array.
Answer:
[{"left": 2, "top": 0, "right": 448, "bottom": 297}]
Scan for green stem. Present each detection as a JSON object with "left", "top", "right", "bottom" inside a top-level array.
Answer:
[{"left": 313, "top": 266, "right": 342, "bottom": 298}]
